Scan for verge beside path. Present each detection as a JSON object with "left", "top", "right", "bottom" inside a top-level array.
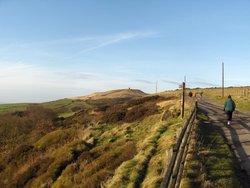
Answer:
[{"left": 198, "top": 100, "right": 250, "bottom": 186}]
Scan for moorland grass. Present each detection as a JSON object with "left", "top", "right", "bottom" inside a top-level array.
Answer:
[
  {"left": 0, "top": 103, "right": 31, "bottom": 113},
  {"left": 141, "top": 121, "right": 182, "bottom": 188},
  {"left": 0, "top": 91, "right": 186, "bottom": 187},
  {"left": 105, "top": 119, "right": 182, "bottom": 188},
  {"left": 34, "top": 128, "right": 76, "bottom": 150}
]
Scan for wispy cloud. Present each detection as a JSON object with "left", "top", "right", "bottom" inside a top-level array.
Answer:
[
  {"left": 0, "top": 61, "right": 149, "bottom": 102},
  {"left": 26, "top": 37, "right": 96, "bottom": 46},
  {"left": 0, "top": 31, "right": 158, "bottom": 56},
  {"left": 0, "top": 61, "right": 35, "bottom": 77},
  {"left": 187, "top": 81, "right": 219, "bottom": 87},
  {"left": 162, "top": 80, "right": 181, "bottom": 85},
  {"left": 133, "top": 79, "right": 155, "bottom": 84},
  {"left": 54, "top": 71, "right": 96, "bottom": 80},
  {"left": 0, "top": 61, "right": 95, "bottom": 86},
  {"left": 78, "top": 31, "right": 158, "bottom": 53}
]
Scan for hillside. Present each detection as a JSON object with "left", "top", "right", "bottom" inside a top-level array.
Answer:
[
  {"left": 70, "top": 89, "right": 147, "bottom": 100},
  {"left": 0, "top": 89, "right": 185, "bottom": 188},
  {"left": 1, "top": 87, "right": 246, "bottom": 187},
  {"left": 203, "top": 86, "right": 250, "bottom": 112}
]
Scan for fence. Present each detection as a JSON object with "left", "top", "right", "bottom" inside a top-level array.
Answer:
[{"left": 160, "top": 102, "right": 197, "bottom": 188}]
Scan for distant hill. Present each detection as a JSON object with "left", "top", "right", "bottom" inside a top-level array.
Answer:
[{"left": 70, "top": 89, "right": 147, "bottom": 100}]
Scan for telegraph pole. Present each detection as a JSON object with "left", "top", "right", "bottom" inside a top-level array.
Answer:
[
  {"left": 222, "top": 62, "right": 224, "bottom": 98},
  {"left": 181, "top": 82, "right": 185, "bottom": 119},
  {"left": 156, "top": 80, "right": 158, "bottom": 94}
]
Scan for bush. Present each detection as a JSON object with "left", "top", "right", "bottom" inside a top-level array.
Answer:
[
  {"left": 53, "top": 140, "right": 136, "bottom": 187},
  {"left": 14, "top": 157, "right": 53, "bottom": 187},
  {"left": 34, "top": 128, "right": 76, "bottom": 150},
  {"left": 127, "top": 95, "right": 164, "bottom": 106},
  {"left": 2, "top": 144, "right": 34, "bottom": 164}
]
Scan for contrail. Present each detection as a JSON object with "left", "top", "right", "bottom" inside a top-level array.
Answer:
[
  {"left": 162, "top": 80, "right": 180, "bottom": 85},
  {"left": 133, "top": 79, "right": 154, "bottom": 84},
  {"left": 187, "top": 81, "right": 219, "bottom": 87}
]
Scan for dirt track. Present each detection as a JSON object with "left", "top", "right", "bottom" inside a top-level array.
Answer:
[{"left": 198, "top": 100, "right": 250, "bottom": 187}]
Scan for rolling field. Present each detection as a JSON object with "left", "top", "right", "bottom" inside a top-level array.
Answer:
[
  {"left": 0, "top": 103, "right": 32, "bottom": 114},
  {"left": 1, "top": 87, "right": 246, "bottom": 187},
  {"left": 197, "top": 86, "right": 250, "bottom": 112},
  {"left": 0, "top": 89, "right": 192, "bottom": 188}
]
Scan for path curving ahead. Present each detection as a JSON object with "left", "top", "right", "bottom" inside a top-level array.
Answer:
[{"left": 198, "top": 100, "right": 250, "bottom": 186}]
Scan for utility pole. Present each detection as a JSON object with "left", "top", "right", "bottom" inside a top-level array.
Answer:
[
  {"left": 156, "top": 80, "right": 158, "bottom": 94},
  {"left": 222, "top": 62, "right": 224, "bottom": 98},
  {"left": 181, "top": 82, "right": 185, "bottom": 119}
]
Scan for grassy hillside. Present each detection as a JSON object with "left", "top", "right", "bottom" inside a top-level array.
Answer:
[
  {"left": 193, "top": 86, "right": 250, "bottom": 112},
  {"left": 4, "top": 87, "right": 243, "bottom": 187},
  {"left": 0, "top": 89, "right": 191, "bottom": 188},
  {"left": 0, "top": 103, "right": 32, "bottom": 114},
  {"left": 70, "top": 88, "right": 147, "bottom": 100}
]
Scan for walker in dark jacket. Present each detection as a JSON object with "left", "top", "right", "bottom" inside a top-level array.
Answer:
[{"left": 224, "top": 95, "right": 236, "bottom": 125}]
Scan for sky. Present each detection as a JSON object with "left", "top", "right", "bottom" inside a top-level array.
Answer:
[{"left": 1, "top": 0, "right": 250, "bottom": 103}]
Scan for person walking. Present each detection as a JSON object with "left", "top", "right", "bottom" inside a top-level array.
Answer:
[{"left": 224, "top": 95, "right": 236, "bottom": 125}]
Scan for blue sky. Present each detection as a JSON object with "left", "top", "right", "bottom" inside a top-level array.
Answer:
[{"left": 1, "top": 0, "right": 250, "bottom": 103}]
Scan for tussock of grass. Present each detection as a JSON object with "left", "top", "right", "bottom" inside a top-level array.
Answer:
[
  {"left": 141, "top": 122, "right": 182, "bottom": 188},
  {"left": 11, "top": 157, "right": 54, "bottom": 188},
  {"left": 52, "top": 140, "right": 136, "bottom": 188},
  {"left": 105, "top": 121, "right": 181, "bottom": 188},
  {"left": 28, "top": 140, "right": 90, "bottom": 187},
  {"left": 34, "top": 128, "right": 76, "bottom": 150}
]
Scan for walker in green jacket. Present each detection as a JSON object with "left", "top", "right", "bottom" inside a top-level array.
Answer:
[{"left": 224, "top": 95, "right": 236, "bottom": 125}]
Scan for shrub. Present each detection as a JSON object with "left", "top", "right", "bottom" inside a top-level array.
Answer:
[
  {"left": 124, "top": 105, "right": 159, "bottom": 123},
  {"left": 53, "top": 140, "right": 136, "bottom": 187},
  {"left": 13, "top": 157, "right": 54, "bottom": 187},
  {"left": 126, "top": 95, "right": 166, "bottom": 106},
  {"left": 2, "top": 144, "right": 34, "bottom": 165},
  {"left": 34, "top": 128, "right": 76, "bottom": 150},
  {"left": 102, "top": 108, "right": 126, "bottom": 123}
]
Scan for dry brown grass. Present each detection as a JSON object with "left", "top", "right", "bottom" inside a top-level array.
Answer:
[
  {"left": 70, "top": 89, "right": 147, "bottom": 100},
  {"left": 52, "top": 140, "right": 136, "bottom": 188},
  {"left": 0, "top": 89, "right": 186, "bottom": 187}
]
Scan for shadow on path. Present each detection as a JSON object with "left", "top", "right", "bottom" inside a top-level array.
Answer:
[{"left": 198, "top": 100, "right": 250, "bottom": 187}]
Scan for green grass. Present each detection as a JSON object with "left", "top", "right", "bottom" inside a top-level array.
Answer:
[
  {"left": 0, "top": 99, "right": 73, "bottom": 114},
  {"left": 0, "top": 103, "right": 31, "bottom": 113},
  {"left": 57, "top": 111, "right": 76, "bottom": 118},
  {"left": 141, "top": 122, "right": 182, "bottom": 188},
  {"left": 181, "top": 111, "right": 242, "bottom": 188},
  {"left": 203, "top": 87, "right": 250, "bottom": 112},
  {"left": 28, "top": 140, "right": 90, "bottom": 188},
  {"left": 0, "top": 98, "right": 90, "bottom": 119},
  {"left": 41, "top": 99, "right": 75, "bottom": 109},
  {"left": 42, "top": 98, "right": 91, "bottom": 109},
  {"left": 42, "top": 99, "right": 92, "bottom": 118},
  {"left": 34, "top": 128, "right": 76, "bottom": 150},
  {"left": 106, "top": 119, "right": 182, "bottom": 188}
]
